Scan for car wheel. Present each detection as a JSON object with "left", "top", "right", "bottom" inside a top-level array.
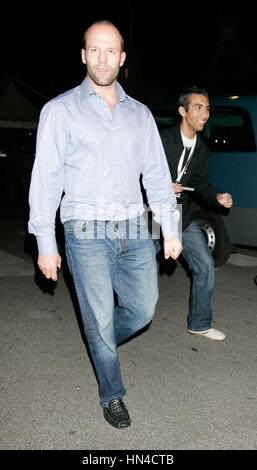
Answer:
[{"left": 194, "top": 210, "right": 232, "bottom": 266}]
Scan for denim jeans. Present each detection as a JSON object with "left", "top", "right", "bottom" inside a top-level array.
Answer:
[
  {"left": 64, "top": 216, "right": 158, "bottom": 407},
  {"left": 181, "top": 221, "right": 215, "bottom": 331}
]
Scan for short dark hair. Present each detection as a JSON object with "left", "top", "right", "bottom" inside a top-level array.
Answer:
[
  {"left": 82, "top": 20, "right": 124, "bottom": 51},
  {"left": 178, "top": 86, "right": 208, "bottom": 111}
]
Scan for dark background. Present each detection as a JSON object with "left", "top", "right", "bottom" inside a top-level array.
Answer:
[{"left": 2, "top": 2, "right": 257, "bottom": 104}]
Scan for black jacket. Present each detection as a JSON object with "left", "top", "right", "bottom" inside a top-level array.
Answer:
[{"left": 160, "top": 122, "right": 219, "bottom": 231}]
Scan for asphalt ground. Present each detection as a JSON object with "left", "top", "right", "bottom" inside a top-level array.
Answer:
[{"left": 0, "top": 202, "right": 256, "bottom": 463}]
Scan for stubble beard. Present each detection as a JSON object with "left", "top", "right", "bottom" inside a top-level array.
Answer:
[{"left": 87, "top": 65, "right": 120, "bottom": 87}]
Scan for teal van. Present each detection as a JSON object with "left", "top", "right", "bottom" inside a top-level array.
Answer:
[{"left": 152, "top": 95, "right": 257, "bottom": 265}]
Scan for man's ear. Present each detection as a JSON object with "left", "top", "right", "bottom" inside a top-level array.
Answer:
[
  {"left": 178, "top": 106, "right": 186, "bottom": 118},
  {"left": 81, "top": 48, "right": 86, "bottom": 65},
  {"left": 120, "top": 51, "right": 126, "bottom": 67}
]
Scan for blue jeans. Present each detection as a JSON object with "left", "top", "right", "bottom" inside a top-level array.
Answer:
[
  {"left": 181, "top": 221, "right": 215, "bottom": 331},
  {"left": 64, "top": 216, "right": 158, "bottom": 407}
]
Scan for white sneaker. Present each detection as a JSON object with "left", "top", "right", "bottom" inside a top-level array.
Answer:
[{"left": 187, "top": 328, "right": 226, "bottom": 341}]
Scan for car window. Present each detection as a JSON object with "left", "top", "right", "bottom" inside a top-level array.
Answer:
[{"left": 202, "top": 106, "right": 256, "bottom": 151}]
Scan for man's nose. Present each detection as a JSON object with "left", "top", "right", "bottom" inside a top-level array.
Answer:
[
  {"left": 201, "top": 108, "right": 209, "bottom": 119},
  {"left": 98, "top": 50, "right": 107, "bottom": 63}
]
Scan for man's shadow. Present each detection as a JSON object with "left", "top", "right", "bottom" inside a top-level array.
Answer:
[{"left": 25, "top": 220, "right": 101, "bottom": 382}]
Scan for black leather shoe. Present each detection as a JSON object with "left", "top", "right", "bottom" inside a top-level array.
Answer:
[{"left": 103, "top": 398, "right": 131, "bottom": 428}]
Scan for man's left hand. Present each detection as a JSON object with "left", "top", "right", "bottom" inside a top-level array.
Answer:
[
  {"left": 164, "top": 236, "right": 183, "bottom": 260},
  {"left": 216, "top": 192, "right": 233, "bottom": 208}
]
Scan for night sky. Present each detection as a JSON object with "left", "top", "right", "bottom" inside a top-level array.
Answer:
[{"left": 2, "top": 2, "right": 257, "bottom": 104}]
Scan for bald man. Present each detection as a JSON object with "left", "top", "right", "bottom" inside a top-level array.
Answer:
[{"left": 29, "top": 20, "right": 182, "bottom": 428}]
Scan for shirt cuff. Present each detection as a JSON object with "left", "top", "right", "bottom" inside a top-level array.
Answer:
[
  {"left": 160, "top": 209, "right": 180, "bottom": 239},
  {"left": 36, "top": 235, "right": 58, "bottom": 255},
  {"left": 161, "top": 223, "right": 179, "bottom": 239}
]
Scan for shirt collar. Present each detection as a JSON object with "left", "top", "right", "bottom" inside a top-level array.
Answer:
[{"left": 80, "top": 76, "right": 127, "bottom": 103}]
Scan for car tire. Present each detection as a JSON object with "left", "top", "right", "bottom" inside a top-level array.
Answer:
[{"left": 194, "top": 210, "right": 232, "bottom": 266}]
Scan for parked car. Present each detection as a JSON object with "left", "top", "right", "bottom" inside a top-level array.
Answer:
[
  {"left": 0, "top": 127, "right": 36, "bottom": 206},
  {"left": 152, "top": 95, "right": 257, "bottom": 265}
]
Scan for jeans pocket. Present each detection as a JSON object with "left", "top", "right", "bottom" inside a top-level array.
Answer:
[{"left": 64, "top": 219, "right": 96, "bottom": 240}]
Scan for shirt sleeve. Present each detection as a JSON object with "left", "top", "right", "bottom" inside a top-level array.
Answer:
[
  {"left": 28, "top": 100, "right": 67, "bottom": 254},
  {"left": 141, "top": 111, "right": 180, "bottom": 239}
]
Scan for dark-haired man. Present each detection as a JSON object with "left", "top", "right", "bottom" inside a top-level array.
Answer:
[{"left": 161, "top": 87, "right": 232, "bottom": 341}]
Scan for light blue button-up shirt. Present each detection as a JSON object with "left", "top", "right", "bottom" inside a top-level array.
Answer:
[{"left": 28, "top": 77, "right": 179, "bottom": 254}]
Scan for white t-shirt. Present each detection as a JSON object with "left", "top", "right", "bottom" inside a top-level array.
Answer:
[
  {"left": 181, "top": 133, "right": 196, "bottom": 150},
  {"left": 176, "top": 132, "right": 197, "bottom": 182}
]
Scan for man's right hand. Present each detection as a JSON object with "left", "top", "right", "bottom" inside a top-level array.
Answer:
[
  {"left": 38, "top": 253, "right": 62, "bottom": 281},
  {"left": 173, "top": 182, "right": 183, "bottom": 194}
]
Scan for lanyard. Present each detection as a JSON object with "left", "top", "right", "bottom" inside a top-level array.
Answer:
[{"left": 176, "top": 142, "right": 196, "bottom": 183}]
